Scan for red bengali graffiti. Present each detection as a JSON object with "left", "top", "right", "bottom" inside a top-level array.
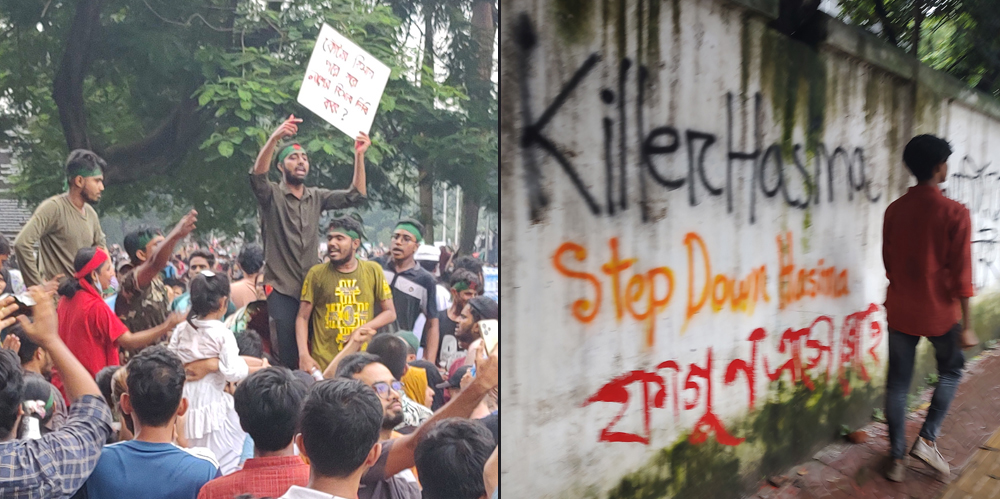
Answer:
[{"left": 582, "top": 304, "right": 883, "bottom": 446}]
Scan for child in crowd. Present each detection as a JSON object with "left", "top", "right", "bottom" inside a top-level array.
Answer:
[{"left": 168, "top": 271, "right": 267, "bottom": 474}]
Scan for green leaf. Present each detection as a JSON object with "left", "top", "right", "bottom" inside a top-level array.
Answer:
[
  {"left": 198, "top": 88, "right": 216, "bottom": 106},
  {"left": 218, "top": 141, "right": 235, "bottom": 158}
]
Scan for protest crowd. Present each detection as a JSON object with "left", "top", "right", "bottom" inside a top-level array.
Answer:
[{"left": 0, "top": 114, "right": 500, "bottom": 499}]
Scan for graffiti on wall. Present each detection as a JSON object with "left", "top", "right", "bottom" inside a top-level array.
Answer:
[
  {"left": 948, "top": 155, "right": 1000, "bottom": 289},
  {"left": 582, "top": 303, "right": 882, "bottom": 446},
  {"left": 554, "top": 231, "right": 851, "bottom": 344},
  {"left": 512, "top": 14, "right": 881, "bottom": 224}
]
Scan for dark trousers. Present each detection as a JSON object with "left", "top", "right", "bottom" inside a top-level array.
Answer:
[
  {"left": 268, "top": 291, "right": 306, "bottom": 369},
  {"left": 885, "top": 324, "right": 965, "bottom": 458}
]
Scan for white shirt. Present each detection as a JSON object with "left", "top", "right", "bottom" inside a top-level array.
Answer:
[
  {"left": 280, "top": 485, "right": 350, "bottom": 499},
  {"left": 413, "top": 283, "right": 451, "bottom": 354}
]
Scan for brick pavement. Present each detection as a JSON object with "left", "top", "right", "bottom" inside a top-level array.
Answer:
[{"left": 754, "top": 349, "right": 1000, "bottom": 499}]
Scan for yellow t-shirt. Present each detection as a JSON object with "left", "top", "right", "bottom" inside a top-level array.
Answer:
[{"left": 300, "top": 259, "right": 392, "bottom": 369}]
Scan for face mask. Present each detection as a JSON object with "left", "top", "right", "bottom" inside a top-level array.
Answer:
[{"left": 92, "top": 271, "right": 103, "bottom": 295}]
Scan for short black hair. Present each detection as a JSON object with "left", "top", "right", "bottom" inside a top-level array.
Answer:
[
  {"left": 65, "top": 149, "right": 106, "bottom": 181},
  {"left": 237, "top": 244, "right": 265, "bottom": 275},
  {"left": 0, "top": 349, "right": 24, "bottom": 436},
  {"left": 234, "top": 367, "right": 309, "bottom": 452},
  {"left": 467, "top": 296, "right": 499, "bottom": 322},
  {"left": 328, "top": 217, "right": 366, "bottom": 240},
  {"left": 125, "top": 346, "right": 185, "bottom": 427},
  {"left": 95, "top": 366, "right": 120, "bottom": 410},
  {"left": 415, "top": 418, "right": 496, "bottom": 499},
  {"left": 4, "top": 324, "right": 39, "bottom": 366},
  {"left": 237, "top": 329, "right": 264, "bottom": 359},
  {"left": 366, "top": 334, "right": 408, "bottom": 380},
  {"left": 123, "top": 227, "right": 163, "bottom": 262},
  {"left": 187, "top": 249, "right": 216, "bottom": 268},
  {"left": 335, "top": 352, "right": 381, "bottom": 380},
  {"left": 0, "top": 233, "right": 10, "bottom": 256},
  {"left": 163, "top": 278, "right": 186, "bottom": 293},
  {"left": 300, "top": 379, "right": 382, "bottom": 477},
  {"left": 453, "top": 256, "right": 484, "bottom": 279},
  {"left": 903, "top": 135, "right": 952, "bottom": 182}
]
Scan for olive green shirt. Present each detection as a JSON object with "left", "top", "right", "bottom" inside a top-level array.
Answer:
[
  {"left": 249, "top": 173, "right": 364, "bottom": 298},
  {"left": 13, "top": 193, "right": 106, "bottom": 288}
]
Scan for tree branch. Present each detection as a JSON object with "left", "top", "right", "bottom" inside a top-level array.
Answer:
[
  {"left": 873, "top": 0, "right": 899, "bottom": 46},
  {"left": 52, "top": 0, "right": 207, "bottom": 186}
]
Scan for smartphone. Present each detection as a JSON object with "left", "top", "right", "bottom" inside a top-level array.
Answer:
[
  {"left": 0, "top": 292, "right": 35, "bottom": 317},
  {"left": 479, "top": 319, "right": 498, "bottom": 356}
]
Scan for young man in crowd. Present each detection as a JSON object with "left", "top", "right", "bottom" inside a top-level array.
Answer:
[
  {"left": 80, "top": 346, "right": 220, "bottom": 498},
  {"left": 297, "top": 217, "right": 395, "bottom": 374},
  {"left": 381, "top": 219, "right": 440, "bottom": 363},
  {"left": 456, "top": 296, "right": 500, "bottom": 368},
  {"left": 197, "top": 367, "right": 310, "bottom": 499},
  {"left": 1, "top": 324, "right": 67, "bottom": 432},
  {"left": 14, "top": 150, "right": 108, "bottom": 288},
  {"left": 0, "top": 288, "right": 114, "bottom": 499},
  {"left": 288, "top": 343, "right": 500, "bottom": 499},
  {"left": 883, "top": 135, "right": 977, "bottom": 482},
  {"left": 435, "top": 269, "right": 480, "bottom": 371},
  {"left": 116, "top": 211, "right": 197, "bottom": 360},
  {"left": 415, "top": 419, "right": 496, "bottom": 499},
  {"left": 412, "top": 245, "right": 450, "bottom": 364},
  {"left": 171, "top": 249, "right": 216, "bottom": 312},
  {"left": 364, "top": 335, "right": 433, "bottom": 425},
  {"left": 251, "top": 114, "right": 370, "bottom": 369},
  {"left": 231, "top": 244, "right": 265, "bottom": 309}
]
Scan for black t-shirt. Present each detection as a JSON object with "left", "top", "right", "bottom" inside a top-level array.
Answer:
[
  {"left": 424, "top": 308, "right": 460, "bottom": 369},
  {"left": 380, "top": 261, "right": 438, "bottom": 334}
]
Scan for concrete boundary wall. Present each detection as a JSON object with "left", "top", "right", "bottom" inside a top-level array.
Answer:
[{"left": 499, "top": 0, "right": 1000, "bottom": 498}]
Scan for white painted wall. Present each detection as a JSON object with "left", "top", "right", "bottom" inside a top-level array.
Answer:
[{"left": 499, "top": 0, "right": 1000, "bottom": 497}]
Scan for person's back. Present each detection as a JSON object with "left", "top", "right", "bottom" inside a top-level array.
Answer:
[
  {"left": 81, "top": 346, "right": 220, "bottom": 499},
  {"left": 82, "top": 440, "right": 219, "bottom": 499},
  {"left": 883, "top": 185, "right": 972, "bottom": 337}
]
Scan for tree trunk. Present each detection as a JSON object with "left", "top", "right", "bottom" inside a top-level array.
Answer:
[
  {"left": 52, "top": 0, "right": 208, "bottom": 187},
  {"left": 457, "top": 0, "right": 496, "bottom": 256},
  {"left": 910, "top": 0, "right": 923, "bottom": 56},
  {"left": 417, "top": 4, "right": 436, "bottom": 242},
  {"left": 459, "top": 196, "right": 480, "bottom": 255}
]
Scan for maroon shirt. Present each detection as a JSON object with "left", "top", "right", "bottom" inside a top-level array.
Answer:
[{"left": 883, "top": 184, "right": 974, "bottom": 336}]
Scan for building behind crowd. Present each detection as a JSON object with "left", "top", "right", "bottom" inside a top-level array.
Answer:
[{"left": 0, "top": 149, "right": 32, "bottom": 243}]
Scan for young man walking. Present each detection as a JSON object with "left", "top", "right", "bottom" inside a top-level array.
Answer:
[{"left": 882, "top": 134, "right": 977, "bottom": 482}]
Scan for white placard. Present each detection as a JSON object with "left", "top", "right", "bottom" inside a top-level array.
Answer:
[{"left": 297, "top": 23, "right": 391, "bottom": 138}]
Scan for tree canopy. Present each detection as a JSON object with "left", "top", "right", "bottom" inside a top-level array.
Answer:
[{"left": 0, "top": 0, "right": 497, "bottom": 241}]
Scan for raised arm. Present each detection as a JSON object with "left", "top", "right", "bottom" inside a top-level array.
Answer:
[
  {"left": 10, "top": 288, "right": 102, "bottom": 401},
  {"left": 381, "top": 345, "right": 499, "bottom": 477},
  {"left": 117, "top": 312, "right": 183, "bottom": 351},
  {"left": 252, "top": 115, "right": 301, "bottom": 175},
  {"left": 134, "top": 210, "right": 198, "bottom": 290},
  {"left": 351, "top": 132, "right": 371, "bottom": 197}
]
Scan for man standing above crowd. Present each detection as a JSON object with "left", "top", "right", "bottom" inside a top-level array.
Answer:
[
  {"left": 14, "top": 150, "right": 108, "bottom": 288},
  {"left": 251, "top": 114, "right": 371, "bottom": 369},
  {"left": 381, "top": 220, "right": 440, "bottom": 364},
  {"left": 297, "top": 217, "right": 395, "bottom": 374}
]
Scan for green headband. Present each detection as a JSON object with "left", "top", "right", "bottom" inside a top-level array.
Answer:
[
  {"left": 63, "top": 167, "right": 103, "bottom": 190},
  {"left": 136, "top": 233, "right": 158, "bottom": 253},
  {"left": 453, "top": 280, "right": 476, "bottom": 292},
  {"left": 395, "top": 223, "right": 423, "bottom": 243},
  {"left": 331, "top": 228, "right": 360, "bottom": 240},
  {"left": 276, "top": 144, "right": 304, "bottom": 165}
]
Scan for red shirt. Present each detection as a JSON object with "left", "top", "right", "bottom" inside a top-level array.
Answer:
[
  {"left": 883, "top": 184, "right": 974, "bottom": 336},
  {"left": 197, "top": 455, "right": 309, "bottom": 499},
  {"left": 56, "top": 280, "right": 128, "bottom": 376}
]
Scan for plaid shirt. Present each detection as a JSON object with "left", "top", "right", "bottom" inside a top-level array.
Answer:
[
  {"left": 0, "top": 395, "right": 113, "bottom": 499},
  {"left": 196, "top": 455, "right": 309, "bottom": 499}
]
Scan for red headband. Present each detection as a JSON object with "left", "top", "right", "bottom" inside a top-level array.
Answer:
[{"left": 74, "top": 248, "right": 109, "bottom": 279}]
